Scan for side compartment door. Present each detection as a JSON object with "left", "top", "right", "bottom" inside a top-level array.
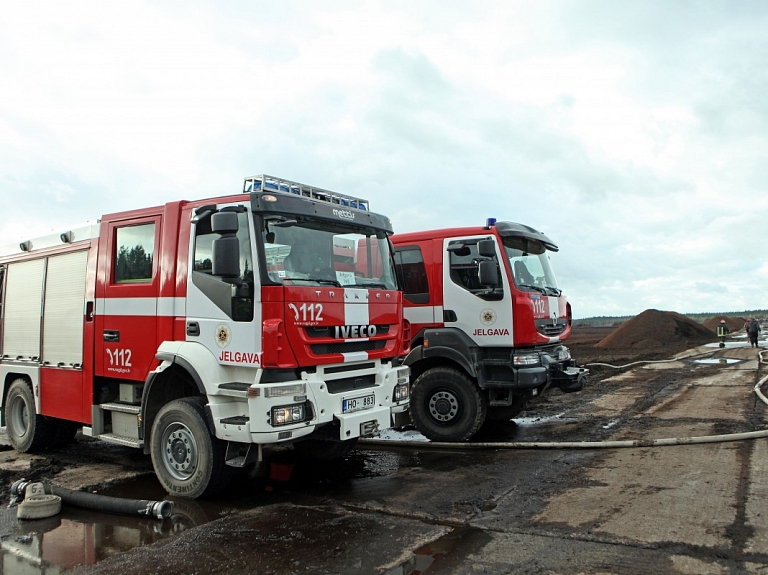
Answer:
[{"left": 95, "top": 217, "right": 161, "bottom": 381}]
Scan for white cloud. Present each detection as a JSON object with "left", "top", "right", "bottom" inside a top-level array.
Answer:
[{"left": 1, "top": 0, "right": 767, "bottom": 317}]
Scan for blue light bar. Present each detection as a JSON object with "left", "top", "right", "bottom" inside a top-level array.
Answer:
[{"left": 486, "top": 218, "right": 497, "bottom": 228}]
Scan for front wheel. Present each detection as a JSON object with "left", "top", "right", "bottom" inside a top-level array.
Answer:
[
  {"left": 150, "top": 397, "right": 233, "bottom": 499},
  {"left": 4, "top": 378, "right": 55, "bottom": 452},
  {"left": 409, "top": 367, "right": 487, "bottom": 442}
]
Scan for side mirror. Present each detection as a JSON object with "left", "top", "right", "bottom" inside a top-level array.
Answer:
[
  {"left": 478, "top": 260, "right": 499, "bottom": 287},
  {"left": 478, "top": 239, "right": 496, "bottom": 258},
  {"left": 211, "top": 212, "right": 241, "bottom": 281}
]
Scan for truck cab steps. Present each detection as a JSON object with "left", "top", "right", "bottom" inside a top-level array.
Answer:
[{"left": 95, "top": 433, "right": 144, "bottom": 449}]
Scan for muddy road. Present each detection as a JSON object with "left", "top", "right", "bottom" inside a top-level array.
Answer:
[{"left": 1, "top": 331, "right": 767, "bottom": 574}]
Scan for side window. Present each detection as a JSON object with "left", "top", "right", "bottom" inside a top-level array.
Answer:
[
  {"left": 193, "top": 210, "right": 254, "bottom": 322},
  {"left": 394, "top": 247, "right": 429, "bottom": 304},
  {"left": 115, "top": 224, "right": 155, "bottom": 283},
  {"left": 448, "top": 240, "right": 503, "bottom": 300}
]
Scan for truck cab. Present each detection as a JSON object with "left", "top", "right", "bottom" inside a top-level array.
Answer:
[{"left": 392, "top": 218, "right": 587, "bottom": 441}]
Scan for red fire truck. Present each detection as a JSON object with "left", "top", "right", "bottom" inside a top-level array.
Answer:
[
  {"left": 391, "top": 219, "right": 587, "bottom": 441},
  {"left": 0, "top": 175, "right": 410, "bottom": 498}
]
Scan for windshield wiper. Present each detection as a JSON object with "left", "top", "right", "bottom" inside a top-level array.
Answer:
[
  {"left": 544, "top": 286, "right": 562, "bottom": 296},
  {"left": 517, "top": 284, "right": 548, "bottom": 295},
  {"left": 306, "top": 278, "right": 342, "bottom": 287},
  {"left": 355, "top": 282, "right": 391, "bottom": 289}
]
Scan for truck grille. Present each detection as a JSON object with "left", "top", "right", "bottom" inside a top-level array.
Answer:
[
  {"left": 305, "top": 325, "right": 391, "bottom": 338},
  {"left": 310, "top": 340, "right": 386, "bottom": 355},
  {"left": 535, "top": 319, "right": 567, "bottom": 336}
]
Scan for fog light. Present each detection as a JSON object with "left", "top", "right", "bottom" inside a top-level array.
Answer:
[
  {"left": 394, "top": 383, "right": 409, "bottom": 401},
  {"left": 513, "top": 353, "right": 540, "bottom": 366},
  {"left": 271, "top": 404, "right": 305, "bottom": 426}
]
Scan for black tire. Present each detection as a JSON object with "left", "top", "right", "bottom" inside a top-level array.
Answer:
[
  {"left": 150, "top": 397, "right": 234, "bottom": 499},
  {"left": 409, "top": 367, "right": 487, "bottom": 442},
  {"left": 4, "top": 378, "right": 55, "bottom": 452},
  {"left": 293, "top": 438, "right": 358, "bottom": 460},
  {"left": 52, "top": 420, "right": 80, "bottom": 448}
]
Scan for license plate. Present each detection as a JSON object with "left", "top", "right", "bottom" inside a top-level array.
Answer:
[{"left": 343, "top": 394, "right": 375, "bottom": 413}]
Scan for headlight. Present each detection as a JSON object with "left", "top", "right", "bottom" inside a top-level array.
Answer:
[
  {"left": 397, "top": 366, "right": 410, "bottom": 385},
  {"left": 556, "top": 347, "right": 572, "bottom": 361},
  {"left": 512, "top": 353, "right": 541, "bottom": 366},
  {"left": 394, "top": 383, "right": 409, "bottom": 401},
  {"left": 271, "top": 404, "right": 306, "bottom": 426}
]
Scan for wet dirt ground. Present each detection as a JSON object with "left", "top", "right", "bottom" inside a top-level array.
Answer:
[{"left": 1, "top": 327, "right": 768, "bottom": 574}]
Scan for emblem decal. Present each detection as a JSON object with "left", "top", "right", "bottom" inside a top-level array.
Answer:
[
  {"left": 215, "top": 324, "right": 231, "bottom": 349},
  {"left": 480, "top": 309, "right": 497, "bottom": 326}
]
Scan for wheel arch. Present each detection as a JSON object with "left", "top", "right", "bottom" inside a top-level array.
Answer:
[{"left": 141, "top": 355, "right": 210, "bottom": 454}]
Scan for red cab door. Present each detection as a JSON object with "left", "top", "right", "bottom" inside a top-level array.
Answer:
[{"left": 95, "top": 216, "right": 161, "bottom": 381}]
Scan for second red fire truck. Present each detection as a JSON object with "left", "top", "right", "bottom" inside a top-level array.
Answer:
[
  {"left": 0, "top": 175, "right": 410, "bottom": 499},
  {"left": 392, "top": 219, "right": 587, "bottom": 441}
]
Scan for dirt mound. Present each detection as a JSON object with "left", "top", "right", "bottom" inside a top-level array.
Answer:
[
  {"left": 595, "top": 309, "right": 718, "bottom": 350},
  {"left": 702, "top": 315, "right": 745, "bottom": 332}
]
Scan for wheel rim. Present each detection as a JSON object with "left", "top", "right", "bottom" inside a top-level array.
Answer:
[
  {"left": 8, "top": 393, "right": 30, "bottom": 440},
  {"left": 428, "top": 390, "right": 460, "bottom": 423},
  {"left": 161, "top": 422, "right": 199, "bottom": 481}
]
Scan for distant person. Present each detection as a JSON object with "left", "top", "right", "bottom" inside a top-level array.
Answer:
[
  {"left": 716, "top": 320, "right": 730, "bottom": 348},
  {"left": 748, "top": 318, "right": 762, "bottom": 348},
  {"left": 744, "top": 319, "right": 751, "bottom": 333}
]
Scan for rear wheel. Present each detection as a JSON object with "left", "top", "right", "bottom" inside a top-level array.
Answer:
[
  {"left": 409, "top": 367, "right": 487, "bottom": 442},
  {"left": 150, "top": 397, "right": 233, "bottom": 499},
  {"left": 52, "top": 420, "right": 80, "bottom": 448},
  {"left": 4, "top": 378, "right": 55, "bottom": 452}
]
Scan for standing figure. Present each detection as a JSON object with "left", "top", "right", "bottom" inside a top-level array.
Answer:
[
  {"left": 716, "top": 319, "right": 730, "bottom": 348},
  {"left": 748, "top": 318, "right": 762, "bottom": 348}
]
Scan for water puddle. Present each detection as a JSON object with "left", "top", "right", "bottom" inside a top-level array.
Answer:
[
  {"left": 694, "top": 358, "right": 742, "bottom": 365},
  {"left": 1, "top": 451, "right": 408, "bottom": 573},
  {"left": 384, "top": 527, "right": 493, "bottom": 575}
]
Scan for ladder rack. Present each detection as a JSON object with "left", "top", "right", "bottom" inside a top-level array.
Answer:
[{"left": 243, "top": 174, "right": 369, "bottom": 211}]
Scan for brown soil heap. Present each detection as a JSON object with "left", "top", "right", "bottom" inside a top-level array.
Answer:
[
  {"left": 596, "top": 309, "right": 718, "bottom": 350},
  {"left": 702, "top": 315, "right": 746, "bottom": 332}
]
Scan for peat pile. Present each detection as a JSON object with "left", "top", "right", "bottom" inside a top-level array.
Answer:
[
  {"left": 702, "top": 315, "right": 745, "bottom": 332},
  {"left": 595, "top": 309, "right": 718, "bottom": 351}
]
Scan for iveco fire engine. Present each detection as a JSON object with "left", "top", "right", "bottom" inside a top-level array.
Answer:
[
  {"left": 391, "top": 219, "right": 586, "bottom": 441},
  {"left": 0, "top": 175, "right": 410, "bottom": 498}
]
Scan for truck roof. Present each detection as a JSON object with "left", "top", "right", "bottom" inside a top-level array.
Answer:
[{"left": 392, "top": 221, "right": 559, "bottom": 252}]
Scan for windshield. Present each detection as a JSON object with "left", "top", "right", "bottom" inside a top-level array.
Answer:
[
  {"left": 501, "top": 235, "right": 560, "bottom": 296},
  {"left": 261, "top": 218, "right": 397, "bottom": 290}
]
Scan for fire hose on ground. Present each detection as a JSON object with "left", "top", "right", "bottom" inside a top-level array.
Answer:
[
  {"left": 9, "top": 479, "right": 173, "bottom": 521},
  {"left": 361, "top": 347, "right": 768, "bottom": 451}
]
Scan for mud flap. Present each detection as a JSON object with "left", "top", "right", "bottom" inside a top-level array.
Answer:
[{"left": 336, "top": 406, "right": 390, "bottom": 439}]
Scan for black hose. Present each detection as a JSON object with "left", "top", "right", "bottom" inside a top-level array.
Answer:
[{"left": 10, "top": 480, "right": 173, "bottom": 520}]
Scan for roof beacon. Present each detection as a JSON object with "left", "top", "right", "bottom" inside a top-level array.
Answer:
[
  {"left": 486, "top": 217, "right": 497, "bottom": 228},
  {"left": 243, "top": 174, "right": 369, "bottom": 211}
]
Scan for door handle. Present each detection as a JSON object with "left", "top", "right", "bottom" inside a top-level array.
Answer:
[
  {"left": 186, "top": 321, "right": 200, "bottom": 337},
  {"left": 103, "top": 330, "right": 120, "bottom": 342}
]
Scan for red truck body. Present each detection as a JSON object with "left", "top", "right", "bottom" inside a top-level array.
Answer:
[{"left": 0, "top": 175, "right": 410, "bottom": 498}]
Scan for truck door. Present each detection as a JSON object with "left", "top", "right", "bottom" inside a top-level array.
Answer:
[
  {"left": 95, "top": 217, "right": 161, "bottom": 381},
  {"left": 441, "top": 236, "right": 513, "bottom": 345},
  {"left": 185, "top": 207, "right": 260, "bottom": 367}
]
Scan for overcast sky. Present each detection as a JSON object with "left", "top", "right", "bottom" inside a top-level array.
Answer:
[{"left": 1, "top": 1, "right": 766, "bottom": 318}]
